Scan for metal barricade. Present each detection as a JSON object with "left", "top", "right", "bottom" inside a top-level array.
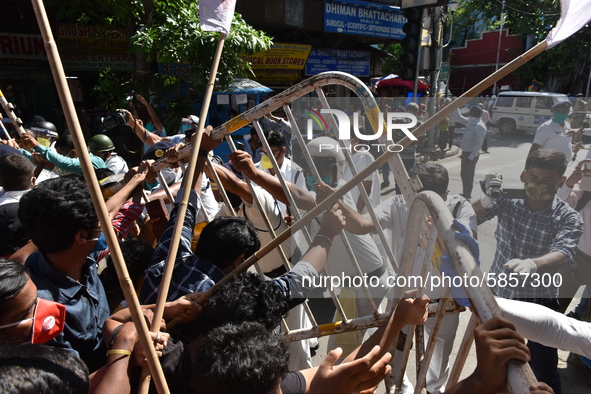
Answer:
[{"left": 150, "top": 71, "right": 537, "bottom": 393}]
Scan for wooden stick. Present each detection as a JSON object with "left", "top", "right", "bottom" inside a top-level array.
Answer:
[
  {"left": 30, "top": 1, "right": 170, "bottom": 393},
  {"left": 138, "top": 32, "right": 227, "bottom": 393}
]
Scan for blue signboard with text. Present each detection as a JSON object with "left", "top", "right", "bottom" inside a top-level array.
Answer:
[
  {"left": 324, "top": 0, "right": 406, "bottom": 40},
  {"left": 305, "top": 49, "right": 370, "bottom": 76}
]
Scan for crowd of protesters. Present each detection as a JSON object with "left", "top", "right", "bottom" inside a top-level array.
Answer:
[{"left": 1, "top": 92, "right": 589, "bottom": 394}]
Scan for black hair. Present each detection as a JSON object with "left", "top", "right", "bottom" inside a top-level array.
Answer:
[
  {"left": 18, "top": 175, "right": 98, "bottom": 254},
  {"left": 101, "top": 240, "right": 154, "bottom": 311},
  {"left": 184, "top": 126, "right": 196, "bottom": 141},
  {"left": 409, "top": 162, "right": 449, "bottom": 198},
  {"left": 95, "top": 168, "right": 115, "bottom": 182},
  {"left": 198, "top": 272, "right": 288, "bottom": 334},
  {"left": 194, "top": 216, "right": 260, "bottom": 271},
  {"left": 54, "top": 135, "right": 74, "bottom": 152},
  {"left": 192, "top": 322, "right": 289, "bottom": 394},
  {"left": 525, "top": 149, "right": 568, "bottom": 177},
  {"left": 267, "top": 130, "right": 286, "bottom": 149},
  {"left": 0, "top": 153, "right": 33, "bottom": 191},
  {"left": 225, "top": 190, "right": 244, "bottom": 210},
  {"left": 0, "top": 344, "right": 89, "bottom": 394},
  {"left": 0, "top": 259, "right": 29, "bottom": 317}
]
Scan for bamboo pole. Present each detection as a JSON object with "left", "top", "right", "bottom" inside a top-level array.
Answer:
[
  {"left": 29, "top": 1, "right": 170, "bottom": 393},
  {"left": 138, "top": 33, "right": 228, "bottom": 393},
  {"left": 168, "top": 40, "right": 551, "bottom": 313}
]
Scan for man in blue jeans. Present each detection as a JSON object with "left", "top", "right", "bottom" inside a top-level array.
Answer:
[{"left": 472, "top": 149, "right": 584, "bottom": 394}]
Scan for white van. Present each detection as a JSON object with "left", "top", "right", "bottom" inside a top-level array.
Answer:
[{"left": 490, "top": 92, "right": 568, "bottom": 135}]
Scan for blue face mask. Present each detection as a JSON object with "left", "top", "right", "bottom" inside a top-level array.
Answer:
[
  {"left": 91, "top": 233, "right": 107, "bottom": 253},
  {"left": 145, "top": 123, "right": 156, "bottom": 132},
  {"left": 306, "top": 175, "right": 332, "bottom": 191},
  {"left": 552, "top": 112, "right": 568, "bottom": 124}
]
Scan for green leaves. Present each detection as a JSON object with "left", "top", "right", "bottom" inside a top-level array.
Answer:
[
  {"left": 381, "top": 43, "right": 404, "bottom": 75},
  {"left": 49, "top": 0, "right": 272, "bottom": 109}
]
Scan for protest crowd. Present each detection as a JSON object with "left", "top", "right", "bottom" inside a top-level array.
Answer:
[
  {"left": 2, "top": 84, "right": 591, "bottom": 394},
  {"left": 1, "top": 1, "right": 591, "bottom": 393}
]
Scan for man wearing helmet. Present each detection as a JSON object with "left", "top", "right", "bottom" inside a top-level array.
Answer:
[
  {"left": 304, "top": 136, "right": 347, "bottom": 191},
  {"left": 88, "top": 134, "right": 128, "bottom": 175}
]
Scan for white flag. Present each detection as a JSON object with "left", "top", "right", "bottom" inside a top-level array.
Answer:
[
  {"left": 546, "top": 0, "right": 591, "bottom": 48},
  {"left": 199, "top": 0, "right": 237, "bottom": 36}
]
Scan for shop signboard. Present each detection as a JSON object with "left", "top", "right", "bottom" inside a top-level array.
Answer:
[
  {"left": 243, "top": 43, "right": 312, "bottom": 70},
  {"left": 324, "top": 0, "right": 405, "bottom": 40},
  {"left": 305, "top": 49, "right": 370, "bottom": 77}
]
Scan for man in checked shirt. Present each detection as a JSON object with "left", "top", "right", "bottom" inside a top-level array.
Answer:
[{"left": 472, "top": 148, "right": 583, "bottom": 394}]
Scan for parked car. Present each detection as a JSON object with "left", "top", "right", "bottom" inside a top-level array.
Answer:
[{"left": 490, "top": 91, "right": 568, "bottom": 135}]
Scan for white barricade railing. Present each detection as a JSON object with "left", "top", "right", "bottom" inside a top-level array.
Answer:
[{"left": 149, "top": 71, "right": 537, "bottom": 394}]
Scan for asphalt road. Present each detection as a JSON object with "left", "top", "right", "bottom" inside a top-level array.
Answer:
[{"left": 308, "top": 126, "right": 591, "bottom": 393}]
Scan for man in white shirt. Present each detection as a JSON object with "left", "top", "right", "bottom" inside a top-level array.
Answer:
[
  {"left": 458, "top": 106, "right": 487, "bottom": 200},
  {"left": 529, "top": 100, "right": 574, "bottom": 161},
  {"left": 478, "top": 103, "right": 490, "bottom": 153},
  {"left": 206, "top": 156, "right": 316, "bottom": 371}
]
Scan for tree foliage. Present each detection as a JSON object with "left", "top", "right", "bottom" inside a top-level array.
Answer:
[
  {"left": 381, "top": 43, "right": 404, "bottom": 75},
  {"left": 132, "top": 2, "right": 272, "bottom": 91},
  {"left": 48, "top": 0, "right": 272, "bottom": 110},
  {"left": 450, "top": 0, "right": 590, "bottom": 93}
]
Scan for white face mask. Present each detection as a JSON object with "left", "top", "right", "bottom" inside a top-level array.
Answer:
[{"left": 160, "top": 167, "right": 178, "bottom": 185}]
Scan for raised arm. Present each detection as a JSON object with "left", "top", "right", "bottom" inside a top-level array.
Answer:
[
  {"left": 135, "top": 94, "right": 164, "bottom": 134},
  {"left": 299, "top": 293, "right": 429, "bottom": 394},
  {"left": 343, "top": 293, "right": 429, "bottom": 363},
  {"left": 105, "top": 161, "right": 150, "bottom": 218},
  {"left": 296, "top": 203, "right": 345, "bottom": 274},
  {"left": 230, "top": 150, "right": 315, "bottom": 210},
  {"left": 205, "top": 162, "right": 252, "bottom": 204},
  {"left": 122, "top": 109, "right": 163, "bottom": 147}
]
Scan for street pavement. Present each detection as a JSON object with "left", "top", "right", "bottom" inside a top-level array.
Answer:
[{"left": 308, "top": 126, "right": 591, "bottom": 393}]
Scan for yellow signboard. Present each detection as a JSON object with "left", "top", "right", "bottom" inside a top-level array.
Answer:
[
  {"left": 253, "top": 69, "right": 301, "bottom": 83},
  {"left": 243, "top": 43, "right": 312, "bottom": 70}
]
